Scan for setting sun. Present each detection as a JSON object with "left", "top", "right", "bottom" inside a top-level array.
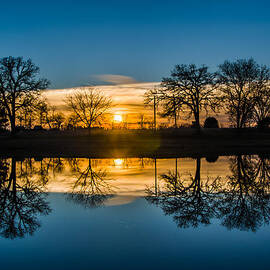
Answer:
[
  {"left": 114, "top": 114, "right": 122, "bottom": 122},
  {"left": 114, "top": 159, "right": 124, "bottom": 166}
]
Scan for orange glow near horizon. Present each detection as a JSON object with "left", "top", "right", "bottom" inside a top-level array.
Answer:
[
  {"left": 114, "top": 114, "right": 122, "bottom": 122},
  {"left": 114, "top": 158, "right": 124, "bottom": 167}
]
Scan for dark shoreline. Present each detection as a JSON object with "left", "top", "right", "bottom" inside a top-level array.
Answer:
[{"left": 1, "top": 128, "right": 270, "bottom": 158}]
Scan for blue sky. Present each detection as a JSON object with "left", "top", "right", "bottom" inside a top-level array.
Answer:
[{"left": 0, "top": 0, "right": 270, "bottom": 89}]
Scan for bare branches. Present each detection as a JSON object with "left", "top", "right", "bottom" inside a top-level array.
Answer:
[
  {"left": 0, "top": 57, "right": 49, "bottom": 133},
  {"left": 217, "top": 58, "right": 270, "bottom": 128},
  {"left": 161, "top": 64, "right": 219, "bottom": 129},
  {"left": 65, "top": 88, "right": 112, "bottom": 129}
]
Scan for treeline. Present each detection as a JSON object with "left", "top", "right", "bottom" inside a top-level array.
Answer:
[
  {"left": 145, "top": 58, "right": 270, "bottom": 130},
  {"left": 0, "top": 57, "right": 113, "bottom": 133},
  {"left": 1, "top": 56, "right": 270, "bottom": 134}
]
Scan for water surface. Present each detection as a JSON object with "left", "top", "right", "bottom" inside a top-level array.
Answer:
[{"left": 0, "top": 155, "right": 269, "bottom": 269}]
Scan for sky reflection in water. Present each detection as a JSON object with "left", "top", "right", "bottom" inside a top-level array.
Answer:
[{"left": 0, "top": 155, "right": 270, "bottom": 270}]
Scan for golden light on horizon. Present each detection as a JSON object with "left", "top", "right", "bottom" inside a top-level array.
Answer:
[
  {"left": 114, "top": 114, "right": 122, "bottom": 122},
  {"left": 114, "top": 158, "right": 124, "bottom": 167}
]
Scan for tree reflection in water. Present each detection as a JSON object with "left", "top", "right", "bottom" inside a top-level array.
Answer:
[
  {"left": 146, "top": 158, "right": 221, "bottom": 228},
  {"left": 218, "top": 155, "right": 270, "bottom": 232},
  {"left": 146, "top": 155, "right": 270, "bottom": 232},
  {"left": 67, "top": 158, "right": 114, "bottom": 208},
  {"left": 0, "top": 158, "right": 51, "bottom": 239}
]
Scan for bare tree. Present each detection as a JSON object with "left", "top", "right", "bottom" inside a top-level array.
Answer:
[
  {"left": 67, "top": 158, "right": 113, "bottom": 208},
  {"left": 65, "top": 88, "right": 112, "bottom": 129},
  {"left": 161, "top": 64, "right": 218, "bottom": 130},
  {"left": 67, "top": 113, "right": 80, "bottom": 130},
  {"left": 34, "top": 98, "right": 49, "bottom": 127},
  {"left": 252, "top": 66, "right": 270, "bottom": 125},
  {"left": 0, "top": 57, "right": 49, "bottom": 133},
  {"left": 217, "top": 58, "right": 270, "bottom": 128},
  {"left": 17, "top": 94, "right": 37, "bottom": 129},
  {"left": 159, "top": 94, "right": 181, "bottom": 128},
  {"left": 52, "top": 112, "right": 65, "bottom": 129}
]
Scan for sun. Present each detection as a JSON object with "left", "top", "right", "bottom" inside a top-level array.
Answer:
[
  {"left": 114, "top": 114, "right": 122, "bottom": 122},
  {"left": 114, "top": 159, "right": 123, "bottom": 166}
]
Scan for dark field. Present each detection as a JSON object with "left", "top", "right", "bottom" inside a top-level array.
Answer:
[{"left": 1, "top": 128, "right": 270, "bottom": 158}]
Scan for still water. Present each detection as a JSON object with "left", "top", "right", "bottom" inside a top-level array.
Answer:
[{"left": 0, "top": 156, "right": 270, "bottom": 269}]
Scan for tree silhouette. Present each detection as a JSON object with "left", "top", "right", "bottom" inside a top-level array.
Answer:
[
  {"left": 65, "top": 88, "right": 112, "bottom": 130},
  {"left": 146, "top": 158, "right": 220, "bottom": 228},
  {"left": 67, "top": 158, "right": 114, "bottom": 208},
  {"left": 161, "top": 64, "right": 218, "bottom": 130},
  {"left": 0, "top": 57, "right": 49, "bottom": 133},
  {"left": 0, "top": 158, "right": 51, "bottom": 239},
  {"left": 217, "top": 58, "right": 270, "bottom": 128},
  {"left": 147, "top": 155, "right": 270, "bottom": 232},
  {"left": 217, "top": 155, "right": 270, "bottom": 232}
]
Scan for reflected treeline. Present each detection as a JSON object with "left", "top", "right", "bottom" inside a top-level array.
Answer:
[
  {"left": 0, "top": 158, "right": 51, "bottom": 239},
  {"left": 66, "top": 158, "right": 114, "bottom": 208},
  {"left": 0, "top": 157, "right": 120, "bottom": 239},
  {"left": 2, "top": 155, "right": 270, "bottom": 238},
  {"left": 146, "top": 155, "right": 270, "bottom": 232}
]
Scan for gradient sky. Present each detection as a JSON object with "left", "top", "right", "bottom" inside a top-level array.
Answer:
[{"left": 1, "top": 0, "right": 270, "bottom": 89}]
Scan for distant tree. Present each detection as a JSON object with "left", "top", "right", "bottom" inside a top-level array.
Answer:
[
  {"left": 161, "top": 64, "right": 218, "bottom": 130},
  {"left": 0, "top": 57, "right": 49, "bottom": 134},
  {"left": 204, "top": 117, "right": 219, "bottom": 128},
  {"left": 34, "top": 98, "right": 49, "bottom": 127},
  {"left": 66, "top": 113, "right": 79, "bottom": 130},
  {"left": 217, "top": 58, "right": 270, "bottom": 128},
  {"left": 44, "top": 105, "right": 56, "bottom": 129},
  {"left": 65, "top": 88, "right": 112, "bottom": 129},
  {"left": 52, "top": 112, "right": 65, "bottom": 129},
  {"left": 43, "top": 105, "right": 64, "bottom": 129},
  {"left": 17, "top": 94, "right": 37, "bottom": 129},
  {"left": 159, "top": 94, "right": 181, "bottom": 128}
]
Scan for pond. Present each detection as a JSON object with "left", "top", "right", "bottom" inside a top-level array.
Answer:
[{"left": 0, "top": 155, "right": 269, "bottom": 270}]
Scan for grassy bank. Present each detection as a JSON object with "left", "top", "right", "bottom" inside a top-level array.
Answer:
[{"left": 1, "top": 128, "right": 270, "bottom": 158}]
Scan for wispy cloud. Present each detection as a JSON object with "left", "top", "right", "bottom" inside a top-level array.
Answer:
[{"left": 92, "top": 74, "right": 138, "bottom": 85}]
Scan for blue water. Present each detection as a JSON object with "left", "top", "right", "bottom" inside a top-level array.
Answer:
[{"left": 1, "top": 193, "right": 270, "bottom": 270}]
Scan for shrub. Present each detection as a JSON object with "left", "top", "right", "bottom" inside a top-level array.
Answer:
[
  {"left": 257, "top": 117, "right": 270, "bottom": 129},
  {"left": 204, "top": 117, "right": 219, "bottom": 128}
]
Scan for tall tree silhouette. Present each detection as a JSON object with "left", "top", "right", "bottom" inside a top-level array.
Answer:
[
  {"left": 217, "top": 58, "right": 270, "bottom": 128},
  {"left": 161, "top": 64, "right": 218, "bottom": 130},
  {"left": 0, "top": 158, "right": 51, "bottom": 239},
  {"left": 0, "top": 57, "right": 49, "bottom": 133}
]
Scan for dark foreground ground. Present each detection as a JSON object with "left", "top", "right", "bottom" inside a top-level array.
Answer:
[{"left": 1, "top": 128, "right": 270, "bottom": 158}]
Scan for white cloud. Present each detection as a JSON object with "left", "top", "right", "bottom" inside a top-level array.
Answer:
[{"left": 92, "top": 74, "right": 138, "bottom": 85}]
